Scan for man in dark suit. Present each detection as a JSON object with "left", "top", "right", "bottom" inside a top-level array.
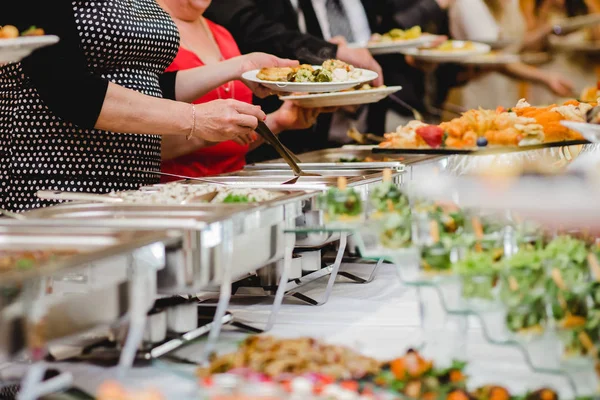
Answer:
[{"left": 205, "top": 0, "right": 455, "bottom": 161}]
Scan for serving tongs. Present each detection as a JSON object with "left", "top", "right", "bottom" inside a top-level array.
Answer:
[{"left": 255, "top": 121, "right": 320, "bottom": 183}]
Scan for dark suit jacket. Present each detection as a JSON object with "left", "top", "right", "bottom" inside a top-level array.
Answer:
[{"left": 205, "top": 0, "right": 450, "bottom": 161}]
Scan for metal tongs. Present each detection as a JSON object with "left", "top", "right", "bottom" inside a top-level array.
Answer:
[{"left": 255, "top": 121, "right": 320, "bottom": 181}]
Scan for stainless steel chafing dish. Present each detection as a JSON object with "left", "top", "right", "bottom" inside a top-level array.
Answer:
[
  {"left": 161, "top": 170, "right": 403, "bottom": 248},
  {"left": 252, "top": 147, "right": 437, "bottom": 166},
  {"left": 25, "top": 191, "right": 313, "bottom": 293},
  {"left": 0, "top": 222, "right": 177, "bottom": 364}
]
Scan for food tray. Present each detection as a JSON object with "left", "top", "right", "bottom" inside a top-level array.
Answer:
[
  {"left": 0, "top": 221, "right": 177, "bottom": 361},
  {"left": 166, "top": 172, "right": 400, "bottom": 191},
  {"left": 245, "top": 162, "right": 404, "bottom": 171},
  {"left": 26, "top": 192, "right": 313, "bottom": 292},
  {"left": 373, "top": 139, "right": 590, "bottom": 156},
  {"left": 0, "top": 222, "right": 176, "bottom": 284},
  {"left": 259, "top": 147, "right": 437, "bottom": 165},
  {"left": 236, "top": 168, "right": 402, "bottom": 176}
]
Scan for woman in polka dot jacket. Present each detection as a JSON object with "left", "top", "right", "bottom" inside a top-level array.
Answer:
[{"left": 0, "top": 0, "right": 297, "bottom": 211}]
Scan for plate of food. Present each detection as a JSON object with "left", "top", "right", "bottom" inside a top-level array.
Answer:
[
  {"left": 348, "top": 27, "right": 439, "bottom": 55},
  {"left": 0, "top": 25, "right": 58, "bottom": 63},
  {"left": 462, "top": 52, "right": 520, "bottom": 66},
  {"left": 278, "top": 84, "right": 402, "bottom": 108},
  {"left": 399, "top": 40, "right": 491, "bottom": 63},
  {"left": 242, "top": 59, "right": 379, "bottom": 93}
]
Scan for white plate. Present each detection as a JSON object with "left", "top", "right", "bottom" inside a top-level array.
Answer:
[
  {"left": 399, "top": 41, "right": 491, "bottom": 63},
  {"left": 0, "top": 35, "right": 60, "bottom": 64},
  {"left": 462, "top": 52, "right": 520, "bottom": 66},
  {"left": 278, "top": 86, "right": 402, "bottom": 108},
  {"left": 241, "top": 67, "right": 379, "bottom": 93},
  {"left": 348, "top": 34, "right": 438, "bottom": 55},
  {"left": 561, "top": 120, "right": 600, "bottom": 142}
]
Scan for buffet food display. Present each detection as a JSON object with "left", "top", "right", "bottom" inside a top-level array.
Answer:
[
  {"left": 6, "top": 17, "right": 600, "bottom": 395},
  {"left": 379, "top": 99, "right": 592, "bottom": 150}
]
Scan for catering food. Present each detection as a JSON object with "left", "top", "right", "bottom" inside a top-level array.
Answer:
[
  {"left": 257, "top": 59, "right": 362, "bottom": 83},
  {"left": 197, "top": 336, "right": 382, "bottom": 380},
  {"left": 379, "top": 99, "right": 590, "bottom": 149},
  {"left": 377, "top": 349, "right": 558, "bottom": 400},
  {"left": 97, "top": 381, "right": 164, "bottom": 400},
  {"left": 369, "top": 26, "right": 422, "bottom": 43},
  {"left": 0, "top": 250, "right": 78, "bottom": 271},
  {"left": 421, "top": 40, "right": 475, "bottom": 52},
  {"left": 318, "top": 177, "right": 363, "bottom": 223},
  {"left": 0, "top": 25, "right": 45, "bottom": 39},
  {"left": 112, "top": 183, "right": 282, "bottom": 205}
]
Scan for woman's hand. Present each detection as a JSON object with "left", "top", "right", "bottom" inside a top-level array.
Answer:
[
  {"left": 193, "top": 99, "right": 265, "bottom": 143},
  {"left": 266, "top": 101, "right": 332, "bottom": 134},
  {"left": 542, "top": 72, "right": 574, "bottom": 97},
  {"left": 236, "top": 52, "right": 299, "bottom": 98}
]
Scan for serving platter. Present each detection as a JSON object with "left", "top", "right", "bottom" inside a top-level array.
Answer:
[
  {"left": 398, "top": 41, "right": 491, "bottom": 63},
  {"left": 279, "top": 86, "right": 402, "bottom": 108},
  {"left": 242, "top": 67, "right": 379, "bottom": 93},
  {"left": 348, "top": 34, "right": 438, "bottom": 55},
  {"left": 0, "top": 35, "right": 59, "bottom": 63},
  {"left": 373, "top": 139, "right": 590, "bottom": 156}
]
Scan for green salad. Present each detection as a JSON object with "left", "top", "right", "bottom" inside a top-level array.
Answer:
[
  {"left": 453, "top": 251, "right": 498, "bottom": 301},
  {"left": 222, "top": 193, "right": 255, "bottom": 203},
  {"left": 379, "top": 212, "right": 412, "bottom": 249},
  {"left": 369, "top": 182, "right": 409, "bottom": 214},
  {"left": 319, "top": 186, "right": 363, "bottom": 221}
]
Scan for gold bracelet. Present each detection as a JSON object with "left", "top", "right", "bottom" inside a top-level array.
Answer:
[{"left": 186, "top": 105, "right": 196, "bottom": 141}]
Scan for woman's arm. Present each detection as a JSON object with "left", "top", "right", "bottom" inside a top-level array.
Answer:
[
  {"left": 173, "top": 53, "right": 298, "bottom": 103},
  {"left": 161, "top": 102, "right": 325, "bottom": 159},
  {"left": 501, "top": 63, "right": 574, "bottom": 96}
]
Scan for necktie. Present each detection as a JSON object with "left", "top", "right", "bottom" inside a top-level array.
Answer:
[{"left": 325, "top": 0, "right": 355, "bottom": 42}]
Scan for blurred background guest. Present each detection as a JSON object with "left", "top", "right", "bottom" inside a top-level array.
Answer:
[
  {"left": 519, "top": 0, "right": 600, "bottom": 105},
  {"left": 449, "top": 0, "right": 574, "bottom": 110}
]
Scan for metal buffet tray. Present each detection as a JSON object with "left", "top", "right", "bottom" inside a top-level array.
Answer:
[
  {"left": 250, "top": 147, "right": 439, "bottom": 166},
  {"left": 0, "top": 222, "right": 177, "bottom": 363},
  {"left": 25, "top": 191, "right": 313, "bottom": 293},
  {"left": 175, "top": 169, "right": 405, "bottom": 191}
]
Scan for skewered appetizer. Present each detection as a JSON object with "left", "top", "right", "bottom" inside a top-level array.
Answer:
[
  {"left": 370, "top": 169, "right": 408, "bottom": 215},
  {"left": 319, "top": 177, "right": 363, "bottom": 223}
]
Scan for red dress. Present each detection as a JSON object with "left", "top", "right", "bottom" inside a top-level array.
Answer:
[{"left": 161, "top": 20, "right": 253, "bottom": 182}]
